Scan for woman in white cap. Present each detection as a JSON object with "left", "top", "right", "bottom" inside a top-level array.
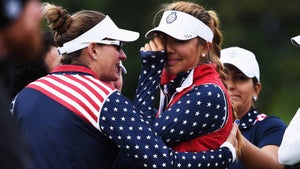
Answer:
[
  {"left": 220, "top": 46, "right": 292, "bottom": 169},
  {"left": 278, "top": 36, "right": 300, "bottom": 166},
  {"left": 118, "top": 2, "right": 242, "bottom": 168},
  {"left": 12, "top": 3, "right": 239, "bottom": 169}
]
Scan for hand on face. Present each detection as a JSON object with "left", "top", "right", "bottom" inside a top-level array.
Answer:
[{"left": 140, "top": 35, "right": 165, "bottom": 52}]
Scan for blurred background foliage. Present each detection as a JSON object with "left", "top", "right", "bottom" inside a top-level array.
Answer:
[{"left": 44, "top": 0, "right": 300, "bottom": 123}]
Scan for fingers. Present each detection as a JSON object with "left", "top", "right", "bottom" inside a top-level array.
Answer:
[
  {"left": 141, "top": 35, "right": 165, "bottom": 52},
  {"left": 231, "top": 119, "right": 240, "bottom": 135},
  {"left": 226, "top": 119, "right": 240, "bottom": 144},
  {"left": 153, "top": 36, "right": 165, "bottom": 51}
]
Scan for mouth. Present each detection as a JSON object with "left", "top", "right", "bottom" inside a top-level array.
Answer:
[
  {"left": 230, "top": 95, "right": 240, "bottom": 100},
  {"left": 116, "top": 64, "right": 121, "bottom": 73},
  {"left": 166, "top": 58, "right": 180, "bottom": 66}
]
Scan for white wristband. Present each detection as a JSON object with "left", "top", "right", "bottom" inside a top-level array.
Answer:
[{"left": 221, "top": 141, "right": 236, "bottom": 162}]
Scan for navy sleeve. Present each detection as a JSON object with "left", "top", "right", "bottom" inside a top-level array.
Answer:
[
  {"left": 99, "top": 91, "right": 234, "bottom": 169},
  {"left": 153, "top": 84, "right": 229, "bottom": 145},
  {"left": 133, "top": 51, "right": 165, "bottom": 119}
]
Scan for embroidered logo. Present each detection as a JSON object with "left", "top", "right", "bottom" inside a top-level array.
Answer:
[{"left": 166, "top": 12, "right": 177, "bottom": 24}]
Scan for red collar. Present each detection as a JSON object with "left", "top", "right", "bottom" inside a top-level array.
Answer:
[{"left": 51, "top": 65, "right": 97, "bottom": 78}]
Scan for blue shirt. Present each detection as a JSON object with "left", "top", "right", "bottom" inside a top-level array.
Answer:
[{"left": 229, "top": 108, "right": 292, "bottom": 169}]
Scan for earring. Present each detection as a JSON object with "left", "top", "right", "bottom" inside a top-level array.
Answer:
[
  {"left": 202, "top": 53, "right": 206, "bottom": 57},
  {"left": 93, "top": 55, "right": 97, "bottom": 60},
  {"left": 253, "top": 96, "right": 257, "bottom": 102}
]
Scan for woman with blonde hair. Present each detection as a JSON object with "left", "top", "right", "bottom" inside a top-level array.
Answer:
[{"left": 111, "top": 2, "right": 243, "bottom": 168}]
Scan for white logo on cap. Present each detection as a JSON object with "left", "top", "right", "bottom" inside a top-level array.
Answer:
[
  {"left": 166, "top": 12, "right": 177, "bottom": 24},
  {"left": 229, "top": 49, "right": 238, "bottom": 58}
]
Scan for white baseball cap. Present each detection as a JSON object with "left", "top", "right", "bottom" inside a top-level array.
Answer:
[
  {"left": 220, "top": 47, "right": 260, "bottom": 82},
  {"left": 145, "top": 10, "right": 213, "bottom": 42},
  {"left": 57, "top": 16, "right": 140, "bottom": 54},
  {"left": 291, "top": 35, "right": 300, "bottom": 47}
]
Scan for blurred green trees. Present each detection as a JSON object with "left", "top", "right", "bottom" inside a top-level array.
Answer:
[{"left": 44, "top": 0, "right": 300, "bottom": 123}]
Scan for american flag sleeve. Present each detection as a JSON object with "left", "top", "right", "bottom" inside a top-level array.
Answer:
[
  {"left": 99, "top": 91, "right": 234, "bottom": 169},
  {"left": 133, "top": 51, "right": 165, "bottom": 119}
]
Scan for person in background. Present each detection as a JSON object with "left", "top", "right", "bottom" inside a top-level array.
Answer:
[
  {"left": 0, "top": 0, "right": 42, "bottom": 168},
  {"left": 278, "top": 35, "right": 300, "bottom": 166},
  {"left": 5, "top": 29, "right": 59, "bottom": 99},
  {"left": 220, "top": 46, "right": 292, "bottom": 169},
  {"left": 12, "top": 3, "right": 239, "bottom": 169},
  {"left": 42, "top": 30, "right": 61, "bottom": 71}
]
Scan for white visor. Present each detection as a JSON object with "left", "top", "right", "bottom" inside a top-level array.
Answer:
[
  {"left": 291, "top": 35, "right": 300, "bottom": 48},
  {"left": 145, "top": 10, "right": 213, "bottom": 42},
  {"left": 57, "top": 16, "right": 139, "bottom": 54}
]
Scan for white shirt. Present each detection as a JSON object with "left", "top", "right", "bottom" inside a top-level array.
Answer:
[{"left": 278, "top": 107, "right": 300, "bottom": 165}]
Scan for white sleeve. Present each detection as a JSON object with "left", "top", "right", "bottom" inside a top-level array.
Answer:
[
  {"left": 221, "top": 141, "right": 236, "bottom": 162},
  {"left": 278, "top": 107, "right": 300, "bottom": 165}
]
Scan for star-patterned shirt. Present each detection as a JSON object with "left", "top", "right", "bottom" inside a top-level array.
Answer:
[
  {"left": 134, "top": 51, "right": 233, "bottom": 151},
  {"left": 12, "top": 64, "right": 234, "bottom": 169}
]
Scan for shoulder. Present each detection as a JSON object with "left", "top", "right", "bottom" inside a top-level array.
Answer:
[
  {"left": 190, "top": 83, "right": 226, "bottom": 100},
  {"left": 253, "top": 115, "right": 287, "bottom": 139},
  {"left": 249, "top": 114, "right": 287, "bottom": 147},
  {"left": 256, "top": 115, "right": 287, "bottom": 128}
]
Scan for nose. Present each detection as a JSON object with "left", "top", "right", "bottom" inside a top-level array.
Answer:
[
  {"left": 119, "top": 49, "right": 127, "bottom": 60},
  {"left": 226, "top": 78, "right": 235, "bottom": 91},
  {"left": 165, "top": 41, "right": 174, "bottom": 54}
]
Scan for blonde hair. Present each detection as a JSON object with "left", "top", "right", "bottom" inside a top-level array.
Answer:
[{"left": 42, "top": 3, "right": 105, "bottom": 64}]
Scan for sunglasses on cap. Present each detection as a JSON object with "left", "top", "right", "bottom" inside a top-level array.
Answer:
[{"left": 97, "top": 39, "right": 124, "bottom": 52}]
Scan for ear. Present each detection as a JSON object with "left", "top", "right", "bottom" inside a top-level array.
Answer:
[
  {"left": 200, "top": 41, "right": 212, "bottom": 55},
  {"left": 86, "top": 42, "right": 98, "bottom": 59},
  {"left": 254, "top": 82, "right": 262, "bottom": 97}
]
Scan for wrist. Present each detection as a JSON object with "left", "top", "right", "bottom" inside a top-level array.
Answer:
[{"left": 221, "top": 141, "right": 236, "bottom": 162}]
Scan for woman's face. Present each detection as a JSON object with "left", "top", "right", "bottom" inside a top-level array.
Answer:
[
  {"left": 224, "top": 64, "right": 261, "bottom": 118},
  {"left": 95, "top": 43, "right": 126, "bottom": 82},
  {"left": 164, "top": 36, "right": 205, "bottom": 75}
]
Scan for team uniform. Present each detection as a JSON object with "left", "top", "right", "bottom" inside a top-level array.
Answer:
[
  {"left": 134, "top": 50, "right": 233, "bottom": 151},
  {"left": 228, "top": 108, "right": 292, "bottom": 169},
  {"left": 12, "top": 64, "right": 234, "bottom": 169}
]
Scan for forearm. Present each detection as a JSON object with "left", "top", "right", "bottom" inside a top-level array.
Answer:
[
  {"left": 241, "top": 137, "right": 284, "bottom": 169},
  {"left": 133, "top": 51, "right": 165, "bottom": 116},
  {"left": 101, "top": 92, "right": 236, "bottom": 168}
]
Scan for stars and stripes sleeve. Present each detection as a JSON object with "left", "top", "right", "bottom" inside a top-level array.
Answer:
[
  {"left": 133, "top": 51, "right": 165, "bottom": 119},
  {"left": 153, "top": 84, "right": 228, "bottom": 145},
  {"left": 134, "top": 51, "right": 229, "bottom": 144},
  {"left": 99, "top": 91, "right": 234, "bottom": 169}
]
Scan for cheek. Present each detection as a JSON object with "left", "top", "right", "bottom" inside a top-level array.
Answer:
[{"left": 240, "top": 85, "right": 255, "bottom": 101}]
